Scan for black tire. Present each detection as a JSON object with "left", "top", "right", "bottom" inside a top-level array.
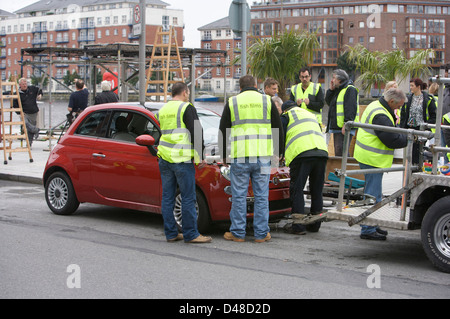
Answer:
[
  {"left": 45, "top": 171, "right": 80, "bottom": 215},
  {"left": 173, "top": 189, "right": 211, "bottom": 233},
  {"left": 421, "top": 196, "right": 450, "bottom": 273}
]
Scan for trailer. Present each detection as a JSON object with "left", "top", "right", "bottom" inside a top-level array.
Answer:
[{"left": 326, "top": 77, "right": 450, "bottom": 273}]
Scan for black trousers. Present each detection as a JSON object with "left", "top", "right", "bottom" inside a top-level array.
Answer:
[{"left": 289, "top": 156, "right": 328, "bottom": 215}]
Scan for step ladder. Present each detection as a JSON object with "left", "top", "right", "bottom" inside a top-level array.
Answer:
[
  {"left": 0, "top": 78, "right": 33, "bottom": 164},
  {"left": 146, "top": 25, "right": 185, "bottom": 102}
]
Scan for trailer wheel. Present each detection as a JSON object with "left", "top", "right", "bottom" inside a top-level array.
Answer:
[{"left": 421, "top": 196, "right": 450, "bottom": 273}]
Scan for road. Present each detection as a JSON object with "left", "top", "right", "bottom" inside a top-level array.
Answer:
[{"left": 0, "top": 180, "right": 448, "bottom": 300}]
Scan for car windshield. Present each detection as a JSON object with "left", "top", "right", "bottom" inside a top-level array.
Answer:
[{"left": 197, "top": 110, "right": 221, "bottom": 146}]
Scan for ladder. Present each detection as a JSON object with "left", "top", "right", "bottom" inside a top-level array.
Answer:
[
  {"left": 146, "top": 25, "right": 185, "bottom": 102},
  {"left": 0, "top": 78, "right": 33, "bottom": 164}
]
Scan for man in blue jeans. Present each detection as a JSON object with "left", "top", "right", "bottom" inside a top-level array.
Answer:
[
  {"left": 354, "top": 88, "right": 408, "bottom": 240},
  {"left": 157, "top": 82, "right": 211, "bottom": 244},
  {"left": 218, "top": 75, "right": 284, "bottom": 242}
]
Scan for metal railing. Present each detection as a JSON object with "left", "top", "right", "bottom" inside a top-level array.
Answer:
[{"left": 334, "top": 76, "right": 450, "bottom": 223}]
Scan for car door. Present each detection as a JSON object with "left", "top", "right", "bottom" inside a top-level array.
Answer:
[{"left": 90, "top": 110, "right": 161, "bottom": 211}]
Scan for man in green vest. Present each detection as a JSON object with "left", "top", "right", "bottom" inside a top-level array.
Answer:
[
  {"left": 218, "top": 75, "right": 284, "bottom": 242},
  {"left": 325, "top": 69, "right": 360, "bottom": 156},
  {"left": 290, "top": 67, "right": 325, "bottom": 128},
  {"left": 354, "top": 88, "right": 408, "bottom": 240},
  {"left": 280, "top": 100, "right": 329, "bottom": 235},
  {"left": 157, "top": 82, "right": 211, "bottom": 244}
]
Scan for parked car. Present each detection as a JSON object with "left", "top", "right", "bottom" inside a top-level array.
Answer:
[{"left": 43, "top": 102, "right": 291, "bottom": 232}]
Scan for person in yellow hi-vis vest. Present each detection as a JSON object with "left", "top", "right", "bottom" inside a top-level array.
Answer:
[
  {"left": 354, "top": 88, "right": 408, "bottom": 240},
  {"left": 280, "top": 100, "right": 328, "bottom": 235},
  {"left": 218, "top": 75, "right": 284, "bottom": 243},
  {"left": 157, "top": 82, "right": 211, "bottom": 244},
  {"left": 325, "top": 69, "right": 360, "bottom": 156},
  {"left": 290, "top": 67, "right": 325, "bottom": 128}
]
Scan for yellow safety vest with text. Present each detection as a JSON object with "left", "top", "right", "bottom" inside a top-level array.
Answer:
[
  {"left": 229, "top": 91, "right": 273, "bottom": 159},
  {"left": 336, "top": 85, "right": 360, "bottom": 128},
  {"left": 284, "top": 107, "right": 328, "bottom": 166},
  {"left": 291, "top": 82, "right": 322, "bottom": 124},
  {"left": 354, "top": 101, "right": 395, "bottom": 168},
  {"left": 157, "top": 101, "right": 199, "bottom": 163}
]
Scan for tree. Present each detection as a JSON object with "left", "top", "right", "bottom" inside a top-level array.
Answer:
[
  {"left": 245, "top": 30, "right": 319, "bottom": 100},
  {"left": 345, "top": 44, "right": 435, "bottom": 95}
]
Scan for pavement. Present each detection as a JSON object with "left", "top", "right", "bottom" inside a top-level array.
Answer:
[{"left": 0, "top": 138, "right": 52, "bottom": 185}]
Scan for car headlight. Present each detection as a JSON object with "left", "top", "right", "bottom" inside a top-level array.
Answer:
[{"left": 220, "top": 165, "right": 231, "bottom": 181}]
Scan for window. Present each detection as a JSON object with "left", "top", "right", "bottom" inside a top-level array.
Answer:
[
  {"left": 76, "top": 111, "right": 108, "bottom": 137},
  {"left": 369, "top": 36, "right": 375, "bottom": 43}
]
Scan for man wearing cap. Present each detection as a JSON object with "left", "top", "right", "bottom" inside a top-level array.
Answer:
[{"left": 280, "top": 100, "right": 328, "bottom": 234}]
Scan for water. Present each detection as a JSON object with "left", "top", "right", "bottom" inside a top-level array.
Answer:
[{"left": 37, "top": 100, "right": 226, "bottom": 129}]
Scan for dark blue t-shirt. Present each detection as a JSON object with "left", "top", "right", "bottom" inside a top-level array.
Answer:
[{"left": 68, "top": 88, "right": 89, "bottom": 112}]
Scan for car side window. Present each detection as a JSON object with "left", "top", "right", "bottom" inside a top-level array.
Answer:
[
  {"left": 75, "top": 111, "right": 108, "bottom": 137},
  {"left": 108, "top": 111, "right": 160, "bottom": 143}
]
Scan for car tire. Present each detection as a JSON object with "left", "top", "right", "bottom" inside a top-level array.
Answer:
[
  {"left": 173, "top": 189, "right": 211, "bottom": 233},
  {"left": 421, "top": 196, "right": 450, "bottom": 273},
  {"left": 45, "top": 171, "right": 80, "bottom": 216}
]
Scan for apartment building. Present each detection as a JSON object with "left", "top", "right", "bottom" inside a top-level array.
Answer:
[
  {"left": 0, "top": 0, "right": 184, "bottom": 83},
  {"left": 199, "top": 0, "right": 450, "bottom": 93},
  {"left": 197, "top": 17, "right": 243, "bottom": 94}
]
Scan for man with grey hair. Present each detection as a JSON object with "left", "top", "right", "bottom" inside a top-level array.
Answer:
[
  {"left": 325, "top": 69, "right": 359, "bottom": 156},
  {"left": 353, "top": 88, "right": 408, "bottom": 240},
  {"left": 94, "top": 80, "right": 119, "bottom": 105}
]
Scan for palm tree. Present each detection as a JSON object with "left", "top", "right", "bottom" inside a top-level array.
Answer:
[
  {"left": 345, "top": 44, "right": 435, "bottom": 95},
  {"left": 245, "top": 30, "right": 319, "bottom": 100}
]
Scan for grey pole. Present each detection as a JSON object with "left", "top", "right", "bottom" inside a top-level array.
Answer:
[{"left": 139, "top": 0, "right": 146, "bottom": 106}]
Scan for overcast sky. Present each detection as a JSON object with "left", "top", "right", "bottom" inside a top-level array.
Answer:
[{"left": 0, "top": 0, "right": 234, "bottom": 48}]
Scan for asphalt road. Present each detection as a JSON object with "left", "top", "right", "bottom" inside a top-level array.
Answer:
[{"left": 0, "top": 180, "right": 448, "bottom": 300}]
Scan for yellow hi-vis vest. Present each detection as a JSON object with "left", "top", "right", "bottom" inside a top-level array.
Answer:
[
  {"left": 354, "top": 101, "right": 395, "bottom": 168},
  {"left": 229, "top": 90, "right": 273, "bottom": 159},
  {"left": 157, "top": 100, "right": 199, "bottom": 163},
  {"left": 443, "top": 112, "right": 450, "bottom": 161},
  {"left": 284, "top": 107, "right": 328, "bottom": 166},
  {"left": 336, "top": 85, "right": 360, "bottom": 128},
  {"left": 291, "top": 82, "right": 322, "bottom": 124}
]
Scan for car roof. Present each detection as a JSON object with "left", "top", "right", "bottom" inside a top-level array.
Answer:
[{"left": 109, "top": 101, "right": 220, "bottom": 117}]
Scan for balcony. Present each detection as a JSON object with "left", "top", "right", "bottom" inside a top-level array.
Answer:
[
  {"left": 55, "top": 38, "right": 69, "bottom": 44},
  {"left": 78, "top": 23, "right": 95, "bottom": 30},
  {"left": 55, "top": 25, "right": 69, "bottom": 32},
  {"left": 0, "top": 63, "right": 6, "bottom": 69},
  {"left": 32, "top": 38, "right": 48, "bottom": 45},
  {"left": 32, "top": 26, "right": 48, "bottom": 33},
  {"left": 78, "top": 36, "right": 95, "bottom": 42}
]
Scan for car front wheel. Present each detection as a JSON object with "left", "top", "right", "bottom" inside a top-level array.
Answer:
[
  {"left": 45, "top": 171, "right": 80, "bottom": 215},
  {"left": 173, "top": 190, "right": 211, "bottom": 233}
]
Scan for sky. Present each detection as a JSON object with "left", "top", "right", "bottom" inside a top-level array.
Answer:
[{"left": 0, "top": 0, "right": 234, "bottom": 48}]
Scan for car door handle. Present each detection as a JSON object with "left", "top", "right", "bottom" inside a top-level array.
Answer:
[{"left": 92, "top": 153, "right": 106, "bottom": 158}]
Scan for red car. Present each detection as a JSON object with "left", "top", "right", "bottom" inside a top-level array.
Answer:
[{"left": 43, "top": 103, "right": 291, "bottom": 232}]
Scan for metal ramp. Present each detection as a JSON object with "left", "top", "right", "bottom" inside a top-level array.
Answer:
[{"left": 324, "top": 121, "right": 434, "bottom": 231}]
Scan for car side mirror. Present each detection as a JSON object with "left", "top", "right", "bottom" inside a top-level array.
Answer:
[
  {"left": 136, "top": 135, "right": 155, "bottom": 146},
  {"left": 136, "top": 135, "right": 158, "bottom": 157}
]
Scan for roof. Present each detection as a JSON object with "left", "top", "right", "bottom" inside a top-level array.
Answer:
[
  {"left": 0, "top": 9, "right": 15, "bottom": 17},
  {"left": 197, "top": 17, "right": 230, "bottom": 31},
  {"left": 15, "top": 0, "right": 169, "bottom": 14}
]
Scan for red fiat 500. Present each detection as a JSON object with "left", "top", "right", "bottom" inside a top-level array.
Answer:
[{"left": 43, "top": 103, "right": 291, "bottom": 232}]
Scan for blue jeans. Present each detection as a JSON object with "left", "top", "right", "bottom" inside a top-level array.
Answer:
[
  {"left": 360, "top": 163, "right": 383, "bottom": 235},
  {"left": 229, "top": 158, "right": 271, "bottom": 240},
  {"left": 159, "top": 159, "right": 199, "bottom": 242}
]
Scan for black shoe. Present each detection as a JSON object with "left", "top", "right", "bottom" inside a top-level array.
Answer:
[
  {"left": 376, "top": 227, "right": 388, "bottom": 236},
  {"left": 283, "top": 223, "right": 306, "bottom": 235},
  {"left": 360, "top": 232, "right": 387, "bottom": 240}
]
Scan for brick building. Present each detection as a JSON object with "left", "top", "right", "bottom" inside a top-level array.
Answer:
[
  {"left": 0, "top": 0, "right": 184, "bottom": 88},
  {"left": 199, "top": 0, "right": 450, "bottom": 93}
]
